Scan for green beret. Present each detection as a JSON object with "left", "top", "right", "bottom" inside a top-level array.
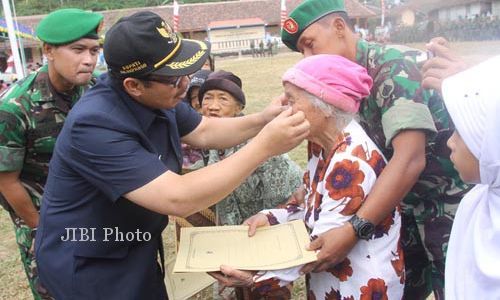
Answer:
[
  {"left": 36, "top": 9, "right": 104, "bottom": 45},
  {"left": 281, "top": 0, "right": 346, "bottom": 52}
]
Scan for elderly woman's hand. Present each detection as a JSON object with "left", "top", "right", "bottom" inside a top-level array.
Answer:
[
  {"left": 243, "top": 213, "right": 270, "bottom": 237},
  {"left": 286, "top": 186, "right": 307, "bottom": 207},
  {"left": 299, "top": 223, "right": 358, "bottom": 274},
  {"left": 209, "top": 265, "right": 256, "bottom": 294},
  {"left": 422, "top": 37, "right": 468, "bottom": 92}
]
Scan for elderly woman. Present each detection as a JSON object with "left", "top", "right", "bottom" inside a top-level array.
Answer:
[
  {"left": 181, "top": 69, "right": 212, "bottom": 171},
  {"left": 199, "top": 70, "right": 303, "bottom": 299},
  {"left": 212, "top": 55, "right": 404, "bottom": 300},
  {"left": 199, "top": 70, "right": 303, "bottom": 227}
]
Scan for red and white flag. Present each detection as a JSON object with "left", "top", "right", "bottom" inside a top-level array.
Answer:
[
  {"left": 380, "top": 0, "right": 385, "bottom": 26},
  {"left": 173, "top": 0, "right": 180, "bottom": 32},
  {"left": 280, "top": 0, "right": 287, "bottom": 29}
]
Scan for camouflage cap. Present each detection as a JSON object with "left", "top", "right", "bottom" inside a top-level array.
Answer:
[
  {"left": 281, "top": 0, "right": 346, "bottom": 52},
  {"left": 36, "top": 9, "right": 104, "bottom": 45}
]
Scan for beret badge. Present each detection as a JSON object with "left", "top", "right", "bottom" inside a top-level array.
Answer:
[{"left": 283, "top": 18, "right": 299, "bottom": 34}]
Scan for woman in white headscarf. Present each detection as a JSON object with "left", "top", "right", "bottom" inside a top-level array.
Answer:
[{"left": 440, "top": 55, "right": 500, "bottom": 299}]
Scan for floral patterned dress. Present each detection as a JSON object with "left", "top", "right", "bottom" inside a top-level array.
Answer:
[{"left": 253, "top": 121, "right": 404, "bottom": 300}]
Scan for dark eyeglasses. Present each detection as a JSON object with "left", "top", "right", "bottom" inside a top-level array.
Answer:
[{"left": 143, "top": 75, "right": 184, "bottom": 88}]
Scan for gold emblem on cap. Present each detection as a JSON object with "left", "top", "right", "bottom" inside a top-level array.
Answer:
[
  {"left": 166, "top": 40, "right": 207, "bottom": 70},
  {"left": 156, "top": 21, "right": 178, "bottom": 43},
  {"left": 153, "top": 21, "right": 182, "bottom": 69}
]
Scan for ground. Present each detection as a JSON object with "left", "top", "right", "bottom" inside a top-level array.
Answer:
[{"left": 0, "top": 40, "right": 498, "bottom": 300}]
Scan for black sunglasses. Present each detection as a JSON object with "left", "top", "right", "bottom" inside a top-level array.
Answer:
[{"left": 143, "top": 75, "right": 184, "bottom": 88}]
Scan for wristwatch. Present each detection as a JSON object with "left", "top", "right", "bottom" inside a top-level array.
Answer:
[{"left": 348, "top": 215, "right": 375, "bottom": 240}]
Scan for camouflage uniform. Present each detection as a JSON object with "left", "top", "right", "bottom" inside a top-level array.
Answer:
[
  {"left": 355, "top": 39, "right": 471, "bottom": 300},
  {"left": 0, "top": 65, "right": 94, "bottom": 300},
  {"left": 206, "top": 140, "right": 303, "bottom": 226}
]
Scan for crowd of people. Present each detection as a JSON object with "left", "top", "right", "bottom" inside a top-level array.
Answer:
[
  {"left": 249, "top": 39, "right": 279, "bottom": 58},
  {"left": 0, "top": 0, "right": 498, "bottom": 300},
  {"left": 392, "top": 14, "right": 500, "bottom": 43}
]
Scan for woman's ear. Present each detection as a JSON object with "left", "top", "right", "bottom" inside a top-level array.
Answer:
[{"left": 235, "top": 104, "right": 243, "bottom": 116}]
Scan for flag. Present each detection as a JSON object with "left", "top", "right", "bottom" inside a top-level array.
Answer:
[
  {"left": 380, "top": 0, "right": 385, "bottom": 26},
  {"left": 1, "top": 0, "right": 25, "bottom": 79},
  {"left": 280, "top": 0, "right": 287, "bottom": 30},
  {"left": 173, "top": 0, "right": 180, "bottom": 32}
]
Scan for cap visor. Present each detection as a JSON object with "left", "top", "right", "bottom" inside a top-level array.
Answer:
[{"left": 152, "top": 39, "right": 211, "bottom": 77}]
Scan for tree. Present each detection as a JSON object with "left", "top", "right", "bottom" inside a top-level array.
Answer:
[{"left": 2, "top": 0, "right": 234, "bottom": 16}]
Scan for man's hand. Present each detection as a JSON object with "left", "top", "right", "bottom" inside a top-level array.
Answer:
[
  {"left": 208, "top": 265, "right": 256, "bottom": 294},
  {"left": 260, "top": 94, "right": 287, "bottom": 124},
  {"left": 422, "top": 37, "right": 468, "bottom": 92},
  {"left": 243, "top": 213, "right": 270, "bottom": 237},
  {"left": 0, "top": 171, "right": 39, "bottom": 228},
  {"left": 300, "top": 223, "right": 358, "bottom": 274},
  {"left": 253, "top": 108, "right": 310, "bottom": 158}
]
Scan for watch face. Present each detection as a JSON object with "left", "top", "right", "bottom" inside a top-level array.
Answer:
[{"left": 358, "top": 222, "right": 375, "bottom": 240}]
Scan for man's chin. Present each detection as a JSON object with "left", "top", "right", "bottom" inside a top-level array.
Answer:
[{"left": 73, "top": 74, "right": 93, "bottom": 85}]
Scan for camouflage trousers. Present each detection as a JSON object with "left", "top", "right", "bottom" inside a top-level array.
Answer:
[
  {"left": 1, "top": 194, "right": 53, "bottom": 300},
  {"left": 401, "top": 179, "right": 471, "bottom": 300}
]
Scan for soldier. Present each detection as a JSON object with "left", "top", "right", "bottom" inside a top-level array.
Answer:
[
  {"left": 258, "top": 40, "right": 265, "bottom": 57},
  {"left": 0, "top": 8, "right": 102, "bottom": 300},
  {"left": 266, "top": 39, "right": 273, "bottom": 56},
  {"left": 276, "top": 1, "right": 471, "bottom": 299},
  {"left": 250, "top": 39, "right": 256, "bottom": 58}
]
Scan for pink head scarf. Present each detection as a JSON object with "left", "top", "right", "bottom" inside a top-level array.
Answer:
[{"left": 282, "top": 54, "right": 373, "bottom": 113}]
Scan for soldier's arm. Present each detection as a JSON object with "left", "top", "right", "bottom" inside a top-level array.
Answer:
[
  {"left": 358, "top": 59, "right": 432, "bottom": 224},
  {"left": 356, "top": 130, "right": 426, "bottom": 224},
  {"left": 0, "top": 171, "right": 39, "bottom": 228},
  {"left": 0, "top": 94, "right": 38, "bottom": 228},
  {"left": 341, "top": 57, "right": 431, "bottom": 230}
]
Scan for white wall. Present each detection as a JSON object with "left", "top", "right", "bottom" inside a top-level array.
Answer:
[
  {"left": 438, "top": 3, "right": 483, "bottom": 21},
  {"left": 493, "top": 0, "right": 500, "bottom": 16},
  {"left": 208, "top": 25, "right": 265, "bottom": 54}
]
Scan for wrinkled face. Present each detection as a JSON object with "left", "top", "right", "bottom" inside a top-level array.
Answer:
[
  {"left": 283, "top": 82, "right": 328, "bottom": 139},
  {"left": 202, "top": 57, "right": 212, "bottom": 71},
  {"left": 447, "top": 131, "right": 480, "bottom": 183},
  {"left": 140, "top": 75, "right": 190, "bottom": 109},
  {"left": 296, "top": 21, "right": 345, "bottom": 57},
  {"left": 45, "top": 38, "right": 100, "bottom": 86},
  {"left": 189, "top": 86, "right": 202, "bottom": 112},
  {"left": 201, "top": 89, "right": 242, "bottom": 118}
]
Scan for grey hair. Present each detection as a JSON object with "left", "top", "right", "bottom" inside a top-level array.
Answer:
[{"left": 305, "top": 91, "right": 354, "bottom": 130}]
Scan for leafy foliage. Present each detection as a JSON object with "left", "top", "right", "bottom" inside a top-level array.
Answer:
[{"left": 2, "top": 0, "right": 234, "bottom": 16}]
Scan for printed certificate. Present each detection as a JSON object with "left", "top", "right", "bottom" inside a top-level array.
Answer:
[
  {"left": 173, "top": 220, "right": 316, "bottom": 273},
  {"left": 165, "top": 257, "right": 216, "bottom": 300}
]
